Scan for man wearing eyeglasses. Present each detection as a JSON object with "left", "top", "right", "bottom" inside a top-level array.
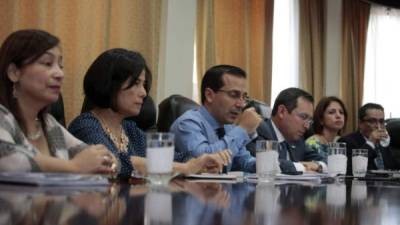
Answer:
[
  {"left": 339, "top": 103, "right": 399, "bottom": 174},
  {"left": 247, "top": 88, "right": 326, "bottom": 174},
  {"left": 170, "top": 65, "right": 262, "bottom": 173}
]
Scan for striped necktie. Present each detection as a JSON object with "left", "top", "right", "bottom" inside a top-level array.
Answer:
[
  {"left": 280, "top": 141, "right": 295, "bottom": 161},
  {"left": 279, "top": 141, "right": 289, "bottom": 160},
  {"left": 374, "top": 145, "right": 385, "bottom": 170},
  {"left": 215, "top": 127, "right": 228, "bottom": 173},
  {"left": 215, "top": 127, "right": 225, "bottom": 139}
]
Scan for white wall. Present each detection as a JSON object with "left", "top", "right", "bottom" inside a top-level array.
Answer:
[
  {"left": 324, "top": 0, "right": 342, "bottom": 96},
  {"left": 157, "top": 0, "right": 197, "bottom": 105}
]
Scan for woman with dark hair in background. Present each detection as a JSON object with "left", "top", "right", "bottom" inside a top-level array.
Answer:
[
  {"left": 68, "top": 48, "right": 226, "bottom": 178},
  {"left": 306, "top": 96, "right": 347, "bottom": 161},
  {"left": 0, "top": 29, "right": 116, "bottom": 173}
]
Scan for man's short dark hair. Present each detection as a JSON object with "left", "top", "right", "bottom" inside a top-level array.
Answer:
[
  {"left": 358, "top": 103, "right": 384, "bottom": 120},
  {"left": 84, "top": 48, "right": 152, "bottom": 112},
  {"left": 200, "top": 65, "right": 246, "bottom": 104},
  {"left": 271, "top": 87, "right": 314, "bottom": 116}
]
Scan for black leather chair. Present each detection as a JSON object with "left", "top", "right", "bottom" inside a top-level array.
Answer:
[
  {"left": 129, "top": 96, "right": 157, "bottom": 131},
  {"left": 244, "top": 99, "right": 271, "bottom": 119},
  {"left": 157, "top": 95, "right": 200, "bottom": 132},
  {"left": 81, "top": 96, "right": 157, "bottom": 132},
  {"left": 386, "top": 118, "right": 400, "bottom": 161},
  {"left": 49, "top": 94, "right": 66, "bottom": 127}
]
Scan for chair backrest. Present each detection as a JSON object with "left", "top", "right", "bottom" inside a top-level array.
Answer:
[
  {"left": 81, "top": 96, "right": 157, "bottom": 132},
  {"left": 157, "top": 95, "right": 200, "bottom": 132},
  {"left": 386, "top": 118, "right": 400, "bottom": 162},
  {"left": 129, "top": 96, "right": 157, "bottom": 131},
  {"left": 387, "top": 118, "right": 400, "bottom": 148},
  {"left": 48, "top": 94, "right": 66, "bottom": 127},
  {"left": 244, "top": 99, "right": 271, "bottom": 119}
]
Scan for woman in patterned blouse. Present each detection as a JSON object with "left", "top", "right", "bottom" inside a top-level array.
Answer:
[
  {"left": 68, "top": 48, "right": 226, "bottom": 178},
  {"left": 0, "top": 29, "right": 116, "bottom": 173},
  {"left": 305, "top": 96, "right": 348, "bottom": 161}
]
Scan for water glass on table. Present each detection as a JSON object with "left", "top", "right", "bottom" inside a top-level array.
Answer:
[
  {"left": 146, "top": 132, "right": 175, "bottom": 185},
  {"left": 327, "top": 142, "right": 347, "bottom": 176},
  {"left": 256, "top": 140, "right": 279, "bottom": 182},
  {"left": 352, "top": 149, "right": 368, "bottom": 177}
]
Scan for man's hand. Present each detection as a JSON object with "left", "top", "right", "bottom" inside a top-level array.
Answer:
[
  {"left": 237, "top": 107, "right": 262, "bottom": 134},
  {"left": 300, "top": 161, "right": 322, "bottom": 172},
  {"left": 369, "top": 128, "right": 389, "bottom": 144},
  {"left": 185, "top": 150, "right": 232, "bottom": 174}
]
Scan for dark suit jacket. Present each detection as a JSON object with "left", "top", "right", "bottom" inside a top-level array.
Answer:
[
  {"left": 338, "top": 131, "right": 400, "bottom": 175},
  {"left": 247, "top": 119, "right": 324, "bottom": 173}
]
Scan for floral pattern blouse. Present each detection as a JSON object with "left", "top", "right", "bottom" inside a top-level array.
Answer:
[
  {"left": 305, "top": 135, "right": 340, "bottom": 162},
  {"left": 0, "top": 104, "right": 86, "bottom": 172}
]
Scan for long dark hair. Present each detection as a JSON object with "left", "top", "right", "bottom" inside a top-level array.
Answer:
[{"left": 0, "top": 29, "right": 60, "bottom": 132}]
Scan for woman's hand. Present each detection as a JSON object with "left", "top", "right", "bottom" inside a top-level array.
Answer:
[
  {"left": 71, "top": 144, "right": 117, "bottom": 174},
  {"left": 131, "top": 156, "right": 147, "bottom": 176}
]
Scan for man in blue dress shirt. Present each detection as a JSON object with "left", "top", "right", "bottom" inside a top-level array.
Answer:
[{"left": 170, "top": 65, "right": 262, "bottom": 172}]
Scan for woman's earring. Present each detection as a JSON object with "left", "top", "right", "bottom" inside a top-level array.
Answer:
[{"left": 12, "top": 82, "right": 18, "bottom": 99}]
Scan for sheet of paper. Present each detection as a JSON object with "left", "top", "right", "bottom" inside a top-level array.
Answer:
[
  {"left": 245, "top": 172, "right": 334, "bottom": 184},
  {"left": 185, "top": 171, "right": 244, "bottom": 180},
  {"left": 0, "top": 172, "right": 109, "bottom": 186}
]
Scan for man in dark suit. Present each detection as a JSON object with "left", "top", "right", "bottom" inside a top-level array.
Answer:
[
  {"left": 338, "top": 103, "right": 399, "bottom": 175},
  {"left": 247, "top": 88, "right": 325, "bottom": 174}
]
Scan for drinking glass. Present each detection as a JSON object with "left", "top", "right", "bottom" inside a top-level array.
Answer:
[
  {"left": 146, "top": 132, "right": 175, "bottom": 185},
  {"left": 327, "top": 142, "right": 347, "bottom": 176},
  {"left": 256, "top": 140, "right": 279, "bottom": 182},
  {"left": 352, "top": 149, "right": 368, "bottom": 177}
]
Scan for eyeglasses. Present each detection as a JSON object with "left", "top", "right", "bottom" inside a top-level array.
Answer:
[
  {"left": 362, "top": 118, "right": 385, "bottom": 126},
  {"left": 292, "top": 110, "right": 313, "bottom": 126},
  {"left": 217, "top": 89, "right": 250, "bottom": 102}
]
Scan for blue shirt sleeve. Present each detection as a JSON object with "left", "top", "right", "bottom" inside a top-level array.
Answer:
[{"left": 171, "top": 111, "right": 256, "bottom": 172}]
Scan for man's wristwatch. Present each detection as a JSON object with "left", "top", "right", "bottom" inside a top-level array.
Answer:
[{"left": 313, "top": 161, "right": 323, "bottom": 173}]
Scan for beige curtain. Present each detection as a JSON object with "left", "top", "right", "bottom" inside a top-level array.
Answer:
[
  {"left": 340, "top": 0, "right": 370, "bottom": 133},
  {"left": 299, "top": 0, "right": 325, "bottom": 103},
  {"left": 196, "top": 0, "right": 274, "bottom": 105},
  {"left": 0, "top": 0, "right": 161, "bottom": 124}
]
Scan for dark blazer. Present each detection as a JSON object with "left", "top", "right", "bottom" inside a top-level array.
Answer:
[
  {"left": 247, "top": 119, "right": 324, "bottom": 173},
  {"left": 338, "top": 131, "right": 400, "bottom": 175}
]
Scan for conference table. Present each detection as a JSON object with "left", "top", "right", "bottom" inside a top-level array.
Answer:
[{"left": 1, "top": 176, "right": 400, "bottom": 225}]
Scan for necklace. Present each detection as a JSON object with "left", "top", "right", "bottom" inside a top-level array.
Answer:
[
  {"left": 104, "top": 125, "right": 129, "bottom": 153},
  {"left": 318, "top": 134, "right": 337, "bottom": 144},
  {"left": 95, "top": 112, "right": 129, "bottom": 153},
  {"left": 26, "top": 118, "right": 42, "bottom": 141}
]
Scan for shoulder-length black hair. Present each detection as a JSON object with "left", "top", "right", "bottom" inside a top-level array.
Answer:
[{"left": 82, "top": 48, "right": 152, "bottom": 112}]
